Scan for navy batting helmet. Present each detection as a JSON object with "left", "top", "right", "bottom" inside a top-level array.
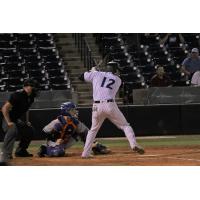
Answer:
[
  {"left": 60, "top": 102, "right": 77, "bottom": 116},
  {"left": 106, "top": 61, "right": 119, "bottom": 73}
]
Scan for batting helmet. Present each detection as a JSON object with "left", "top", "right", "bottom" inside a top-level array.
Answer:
[
  {"left": 106, "top": 61, "right": 119, "bottom": 73},
  {"left": 60, "top": 102, "right": 77, "bottom": 116}
]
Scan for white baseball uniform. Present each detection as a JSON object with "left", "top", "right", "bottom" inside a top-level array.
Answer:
[
  {"left": 191, "top": 71, "right": 200, "bottom": 86},
  {"left": 81, "top": 69, "right": 138, "bottom": 157}
]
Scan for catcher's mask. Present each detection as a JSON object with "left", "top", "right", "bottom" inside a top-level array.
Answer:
[
  {"left": 60, "top": 102, "right": 78, "bottom": 117},
  {"left": 23, "top": 78, "right": 40, "bottom": 97}
]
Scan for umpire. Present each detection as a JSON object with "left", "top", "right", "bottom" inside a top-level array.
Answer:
[{"left": 0, "top": 78, "right": 39, "bottom": 165}]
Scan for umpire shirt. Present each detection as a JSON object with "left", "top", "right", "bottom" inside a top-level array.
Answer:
[{"left": 8, "top": 89, "right": 34, "bottom": 122}]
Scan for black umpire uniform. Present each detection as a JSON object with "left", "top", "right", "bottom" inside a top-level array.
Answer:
[{"left": 0, "top": 78, "right": 39, "bottom": 164}]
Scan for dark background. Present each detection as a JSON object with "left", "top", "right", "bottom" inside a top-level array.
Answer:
[{"left": 1, "top": 104, "right": 199, "bottom": 141}]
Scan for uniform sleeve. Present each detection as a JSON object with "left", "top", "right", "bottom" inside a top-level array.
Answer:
[
  {"left": 118, "top": 76, "right": 122, "bottom": 86},
  {"left": 8, "top": 92, "right": 20, "bottom": 107},
  {"left": 76, "top": 121, "right": 89, "bottom": 134},
  {"left": 84, "top": 71, "right": 98, "bottom": 82},
  {"left": 191, "top": 72, "right": 198, "bottom": 85},
  {"left": 43, "top": 119, "right": 59, "bottom": 133},
  {"left": 182, "top": 58, "right": 188, "bottom": 66}
]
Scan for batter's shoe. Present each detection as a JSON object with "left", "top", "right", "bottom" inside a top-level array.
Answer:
[
  {"left": 15, "top": 150, "right": 33, "bottom": 157},
  {"left": 92, "top": 143, "right": 111, "bottom": 155},
  {"left": 81, "top": 155, "right": 94, "bottom": 159},
  {"left": 133, "top": 145, "right": 145, "bottom": 155}
]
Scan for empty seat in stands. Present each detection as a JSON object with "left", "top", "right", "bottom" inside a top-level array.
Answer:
[
  {"left": 38, "top": 47, "right": 57, "bottom": 56},
  {"left": 152, "top": 56, "right": 170, "bottom": 65},
  {"left": 37, "top": 40, "right": 55, "bottom": 48},
  {"left": 47, "top": 69, "right": 65, "bottom": 77},
  {"left": 2, "top": 63, "right": 24, "bottom": 72},
  {"left": 182, "top": 33, "right": 200, "bottom": 47},
  {"left": 4, "top": 55, "right": 22, "bottom": 64},
  {"left": 28, "top": 69, "right": 46, "bottom": 78},
  {"left": 164, "top": 65, "right": 178, "bottom": 74},
  {"left": 6, "top": 78, "right": 24, "bottom": 91},
  {"left": 0, "top": 34, "right": 14, "bottom": 41},
  {"left": 23, "top": 55, "right": 41, "bottom": 63},
  {"left": 109, "top": 52, "right": 127, "bottom": 60},
  {"left": 146, "top": 44, "right": 163, "bottom": 52},
  {"left": 50, "top": 76, "right": 68, "bottom": 84},
  {"left": 0, "top": 33, "right": 70, "bottom": 91},
  {"left": 25, "top": 62, "right": 43, "bottom": 70},
  {"left": 44, "top": 61, "right": 62, "bottom": 69},
  {"left": 120, "top": 73, "right": 141, "bottom": 82},
  {"left": 31, "top": 76, "right": 48, "bottom": 84},
  {"left": 34, "top": 33, "right": 52, "bottom": 40},
  {"left": 140, "top": 34, "right": 160, "bottom": 46},
  {"left": 0, "top": 84, "right": 6, "bottom": 92},
  {"left": 42, "top": 54, "right": 60, "bottom": 62},
  {"left": 150, "top": 50, "right": 168, "bottom": 58},
  {"left": 16, "top": 40, "right": 36, "bottom": 49},
  {"left": 0, "top": 49, "right": 17, "bottom": 56},
  {"left": 15, "top": 33, "right": 34, "bottom": 41},
  {"left": 0, "top": 41, "right": 15, "bottom": 49},
  {"left": 19, "top": 48, "right": 37, "bottom": 56},
  {"left": 124, "top": 81, "right": 144, "bottom": 90},
  {"left": 50, "top": 76, "right": 69, "bottom": 90},
  {"left": 29, "top": 76, "right": 50, "bottom": 90},
  {"left": 118, "top": 66, "right": 135, "bottom": 74},
  {"left": 51, "top": 84, "right": 69, "bottom": 90}
]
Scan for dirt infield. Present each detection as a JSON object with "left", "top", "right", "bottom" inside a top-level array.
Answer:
[{"left": 9, "top": 145, "right": 200, "bottom": 166}]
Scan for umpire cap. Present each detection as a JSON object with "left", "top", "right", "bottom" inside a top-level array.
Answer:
[
  {"left": 24, "top": 78, "right": 39, "bottom": 88},
  {"left": 24, "top": 78, "right": 40, "bottom": 97}
]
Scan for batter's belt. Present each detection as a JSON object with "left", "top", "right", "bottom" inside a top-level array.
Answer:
[{"left": 94, "top": 99, "right": 114, "bottom": 103}]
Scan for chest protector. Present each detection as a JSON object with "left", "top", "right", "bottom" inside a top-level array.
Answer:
[{"left": 56, "top": 115, "right": 79, "bottom": 139}]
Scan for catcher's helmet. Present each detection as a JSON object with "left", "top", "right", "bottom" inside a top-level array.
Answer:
[{"left": 60, "top": 102, "right": 77, "bottom": 116}]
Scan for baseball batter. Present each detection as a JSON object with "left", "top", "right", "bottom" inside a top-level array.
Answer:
[{"left": 80, "top": 61, "right": 145, "bottom": 158}]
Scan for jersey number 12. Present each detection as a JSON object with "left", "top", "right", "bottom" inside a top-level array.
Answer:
[{"left": 101, "top": 77, "right": 115, "bottom": 89}]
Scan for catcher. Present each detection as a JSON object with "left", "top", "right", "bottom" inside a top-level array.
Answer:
[{"left": 37, "top": 102, "right": 111, "bottom": 157}]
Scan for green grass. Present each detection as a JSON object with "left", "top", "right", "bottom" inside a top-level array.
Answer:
[
  {"left": 2, "top": 135, "right": 200, "bottom": 149},
  {"left": 92, "top": 135, "right": 200, "bottom": 148}
]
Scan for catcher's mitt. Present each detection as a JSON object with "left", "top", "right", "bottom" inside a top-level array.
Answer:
[{"left": 92, "top": 142, "right": 111, "bottom": 155}]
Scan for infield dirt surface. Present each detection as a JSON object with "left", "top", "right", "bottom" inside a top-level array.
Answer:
[{"left": 7, "top": 135, "right": 200, "bottom": 166}]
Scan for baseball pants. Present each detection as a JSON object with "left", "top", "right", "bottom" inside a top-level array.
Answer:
[
  {"left": 82, "top": 101, "right": 137, "bottom": 157},
  {"left": 0, "top": 119, "right": 34, "bottom": 161}
]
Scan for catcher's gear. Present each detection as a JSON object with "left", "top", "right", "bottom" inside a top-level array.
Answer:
[
  {"left": 60, "top": 102, "right": 77, "bottom": 116},
  {"left": 38, "top": 144, "right": 65, "bottom": 157},
  {"left": 38, "top": 144, "right": 47, "bottom": 157},
  {"left": 92, "top": 142, "right": 111, "bottom": 155}
]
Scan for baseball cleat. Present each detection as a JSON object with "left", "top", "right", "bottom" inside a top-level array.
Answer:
[
  {"left": 15, "top": 150, "right": 33, "bottom": 157},
  {"left": 92, "top": 143, "right": 111, "bottom": 155},
  {"left": 133, "top": 146, "right": 145, "bottom": 155},
  {"left": 81, "top": 155, "right": 94, "bottom": 159}
]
